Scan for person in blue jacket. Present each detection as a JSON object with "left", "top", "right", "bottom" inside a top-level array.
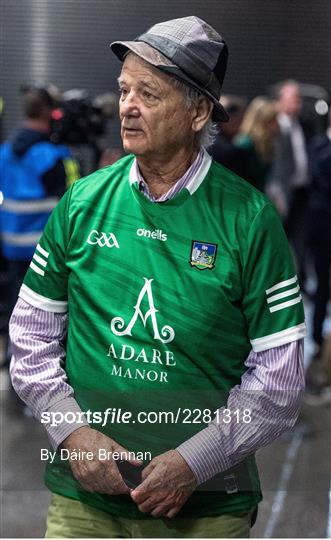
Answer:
[{"left": 0, "top": 85, "right": 78, "bottom": 361}]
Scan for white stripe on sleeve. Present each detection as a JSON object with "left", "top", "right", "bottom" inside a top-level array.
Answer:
[
  {"left": 29, "top": 261, "right": 45, "bottom": 276},
  {"left": 19, "top": 284, "right": 67, "bottom": 313}
]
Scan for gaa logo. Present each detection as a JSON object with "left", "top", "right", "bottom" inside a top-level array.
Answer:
[{"left": 86, "top": 230, "right": 119, "bottom": 249}]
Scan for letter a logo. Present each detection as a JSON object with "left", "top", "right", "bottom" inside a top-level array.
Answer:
[{"left": 110, "top": 278, "right": 175, "bottom": 344}]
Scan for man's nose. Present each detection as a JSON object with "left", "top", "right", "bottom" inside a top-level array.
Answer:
[{"left": 120, "top": 91, "right": 140, "bottom": 117}]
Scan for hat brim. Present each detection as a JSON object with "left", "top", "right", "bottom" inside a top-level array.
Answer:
[{"left": 110, "top": 40, "right": 229, "bottom": 122}]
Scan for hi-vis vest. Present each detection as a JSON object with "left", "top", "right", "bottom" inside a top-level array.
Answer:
[{"left": 0, "top": 141, "right": 73, "bottom": 260}]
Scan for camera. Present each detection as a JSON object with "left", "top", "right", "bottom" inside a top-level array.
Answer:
[
  {"left": 50, "top": 89, "right": 118, "bottom": 145},
  {"left": 20, "top": 83, "right": 117, "bottom": 146}
]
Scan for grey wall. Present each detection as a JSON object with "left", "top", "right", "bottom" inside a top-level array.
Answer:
[{"left": 1, "top": 0, "right": 331, "bottom": 145}]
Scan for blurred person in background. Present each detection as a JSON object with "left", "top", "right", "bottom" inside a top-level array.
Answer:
[
  {"left": 270, "top": 80, "right": 311, "bottom": 291},
  {"left": 0, "top": 85, "right": 78, "bottom": 367},
  {"left": 305, "top": 106, "right": 331, "bottom": 399},
  {"left": 234, "top": 97, "right": 279, "bottom": 192},
  {"left": 208, "top": 94, "right": 247, "bottom": 177}
]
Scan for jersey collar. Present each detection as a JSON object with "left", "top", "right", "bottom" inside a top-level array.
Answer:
[{"left": 129, "top": 147, "right": 212, "bottom": 201}]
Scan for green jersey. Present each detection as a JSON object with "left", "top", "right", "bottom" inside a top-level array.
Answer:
[{"left": 21, "top": 153, "right": 305, "bottom": 518}]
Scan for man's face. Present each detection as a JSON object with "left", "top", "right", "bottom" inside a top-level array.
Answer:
[
  {"left": 278, "top": 84, "right": 302, "bottom": 117},
  {"left": 118, "top": 54, "right": 195, "bottom": 159}
]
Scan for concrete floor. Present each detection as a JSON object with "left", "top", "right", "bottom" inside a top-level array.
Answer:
[{"left": 1, "top": 299, "right": 330, "bottom": 538}]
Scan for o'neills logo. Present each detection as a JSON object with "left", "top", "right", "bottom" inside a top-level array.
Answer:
[{"left": 136, "top": 228, "right": 167, "bottom": 241}]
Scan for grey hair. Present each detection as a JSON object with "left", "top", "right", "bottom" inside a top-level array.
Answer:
[{"left": 169, "top": 77, "right": 218, "bottom": 148}]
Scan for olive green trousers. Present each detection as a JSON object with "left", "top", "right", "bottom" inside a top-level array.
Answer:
[{"left": 45, "top": 493, "right": 253, "bottom": 538}]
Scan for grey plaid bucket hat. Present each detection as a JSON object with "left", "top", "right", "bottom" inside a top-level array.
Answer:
[{"left": 110, "top": 16, "right": 229, "bottom": 122}]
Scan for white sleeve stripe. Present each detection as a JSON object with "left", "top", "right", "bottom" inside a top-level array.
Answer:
[
  {"left": 266, "top": 275, "right": 297, "bottom": 295},
  {"left": 250, "top": 322, "right": 306, "bottom": 352},
  {"left": 36, "top": 244, "right": 49, "bottom": 258},
  {"left": 19, "top": 284, "right": 68, "bottom": 313},
  {"left": 29, "top": 261, "right": 45, "bottom": 276},
  {"left": 33, "top": 253, "right": 48, "bottom": 268},
  {"left": 267, "top": 284, "right": 300, "bottom": 304},
  {"left": 269, "top": 295, "right": 302, "bottom": 313}
]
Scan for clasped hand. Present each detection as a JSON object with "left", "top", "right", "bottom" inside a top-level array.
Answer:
[
  {"left": 131, "top": 449, "right": 197, "bottom": 518},
  {"left": 62, "top": 427, "right": 197, "bottom": 517}
]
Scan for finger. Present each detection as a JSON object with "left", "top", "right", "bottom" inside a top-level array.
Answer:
[
  {"left": 136, "top": 491, "right": 175, "bottom": 514},
  {"left": 132, "top": 482, "right": 170, "bottom": 505},
  {"left": 130, "top": 484, "right": 151, "bottom": 504},
  {"left": 113, "top": 443, "right": 143, "bottom": 466},
  {"left": 112, "top": 477, "right": 131, "bottom": 494},
  {"left": 151, "top": 503, "right": 173, "bottom": 518},
  {"left": 131, "top": 475, "right": 163, "bottom": 503},
  {"left": 99, "top": 474, "right": 130, "bottom": 494},
  {"left": 166, "top": 506, "right": 181, "bottom": 519},
  {"left": 70, "top": 462, "right": 97, "bottom": 492},
  {"left": 137, "top": 496, "right": 161, "bottom": 514},
  {"left": 77, "top": 460, "right": 130, "bottom": 495},
  {"left": 140, "top": 460, "right": 156, "bottom": 481},
  {"left": 131, "top": 463, "right": 167, "bottom": 503},
  {"left": 105, "top": 464, "right": 131, "bottom": 494},
  {"left": 138, "top": 491, "right": 176, "bottom": 515}
]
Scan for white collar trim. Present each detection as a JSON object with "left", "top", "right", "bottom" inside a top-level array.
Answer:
[{"left": 129, "top": 147, "right": 212, "bottom": 196}]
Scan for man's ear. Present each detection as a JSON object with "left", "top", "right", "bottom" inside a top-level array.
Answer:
[{"left": 191, "top": 98, "right": 213, "bottom": 133}]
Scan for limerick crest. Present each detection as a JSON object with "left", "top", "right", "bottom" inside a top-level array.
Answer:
[{"left": 189, "top": 241, "right": 218, "bottom": 270}]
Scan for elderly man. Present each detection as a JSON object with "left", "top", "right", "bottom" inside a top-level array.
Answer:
[{"left": 10, "top": 17, "right": 305, "bottom": 538}]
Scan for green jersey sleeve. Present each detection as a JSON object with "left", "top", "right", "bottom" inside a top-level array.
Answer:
[
  {"left": 242, "top": 203, "right": 306, "bottom": 352},
  {"left": 19, "top": 188, "right": 71, "bottom": 313}
]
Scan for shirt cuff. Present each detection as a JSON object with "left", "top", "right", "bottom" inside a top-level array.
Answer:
[
  {"left": 42, "top": 397, "right": 89, "bottom": 449},
  {"left": 176, "top": 424, "right": 230, "bottom": 485}
]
